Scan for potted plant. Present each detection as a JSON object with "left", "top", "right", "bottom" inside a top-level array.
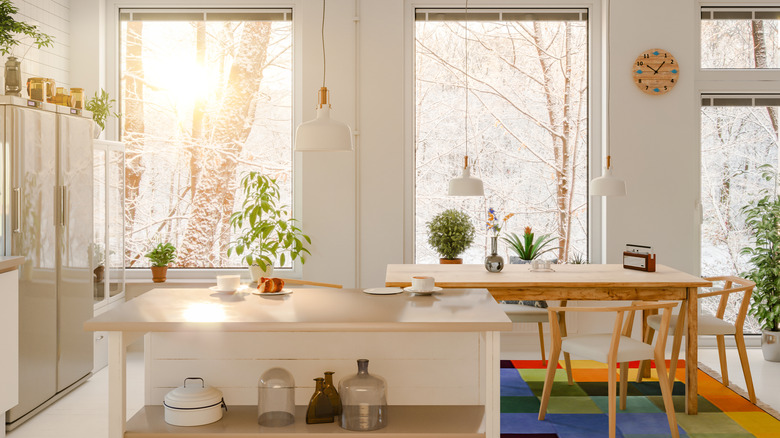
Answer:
[
  {"left": 0, "top": 0, "right": 53, "bottom": 96},
  {"left": 503, "top": 226, "right": 557, "bottom": 263},
  {"left": 85, "top": 88, "right": 120, "bottom": 137},
  {"left": 427, "top": 209, "right": 475, "bottom": 264},
  {"left": 228, "top": 171, "right": 311, "bottom": 282},
  {"left": 145, "top": 242, "right": 177, "bottom": 283},
  {"left": 741, "top": 175, "right": 780, "bottom": 361}
]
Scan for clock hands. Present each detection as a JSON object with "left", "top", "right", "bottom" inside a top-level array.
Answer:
[
  {"left": 645, "top": 64, "right": 658, "bottom": 74},
  {"left": 654, "top": 61, "right": 665, "bottom": 74}
]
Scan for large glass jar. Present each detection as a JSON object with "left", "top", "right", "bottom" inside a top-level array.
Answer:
[
  {"left": 257, "top": 367, "right": 295, "bottom": 427},
  {"left": 338, "top": 359, "right": 387, "bottom": 431}
]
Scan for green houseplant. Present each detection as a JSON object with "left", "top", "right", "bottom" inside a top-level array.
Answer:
[
  {"left": 503, "top": 226, "right": 557, "bottom": 262},
  {"left": 0, "top": 0, "right": 54, "bottom": 96},
  {"left": 85, "top": 88, "right": 121, "bottom": 135},
  {"left": 228, "top": 171, "right": 311, "bottom": 281},
  {"left": 427, "top": 209, "right": 475, "bottom": 264},
  {"left": 145, "top": 242, "right": 176, "bottom": 283},
  {"left": 740, "top": 171, "right": 780, "bottom": 361}
]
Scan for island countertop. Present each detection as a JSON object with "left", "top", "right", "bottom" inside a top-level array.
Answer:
[
  {"left": 84, "top": 287, "right": 512, "bottom": 333},
  {"left": 0, "top": 256, "right": 24, "bottom": 274}
]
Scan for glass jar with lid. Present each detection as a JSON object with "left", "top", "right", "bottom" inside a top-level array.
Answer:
[
  {"left": 338, "top": 359, "right": 387, "bottom": 431},
  {"left": 257, "top": 367, "right": 295, "bottom": 427}
]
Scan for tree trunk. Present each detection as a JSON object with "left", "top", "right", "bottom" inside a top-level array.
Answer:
[
  {"left": 752, "top": 20, "right": 779, "bottom": 136},
  {"left": 178, "top": 22, "right": 273, "bottom": 266},
  {"left": 123, "top": 21, "right": 145, "bottom": 266}
]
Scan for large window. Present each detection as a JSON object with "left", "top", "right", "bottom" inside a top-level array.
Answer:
[
  {"left": 414, "top": 9, "right": 589, "bottom": 263},
  {"left": 700, "top": 96, "right": 779, "bottom": 333},
  {"left": 701, "top": 7, "right": 780, "bottom": 69},
  {"left": 119, "top": 9, "right": 293, "bottom": 268}
]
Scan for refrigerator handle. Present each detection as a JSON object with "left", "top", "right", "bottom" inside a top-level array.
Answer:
[
  {"left": 12, "top": 187, "right": 21, "bottom": 233},
  {"left": 60, "top": 186, "right": 67, "bottom": 227}
]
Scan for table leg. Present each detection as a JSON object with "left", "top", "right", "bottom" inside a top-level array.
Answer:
[
  {"left": 685, "top": 288, "right": 698, "bottom": 415},
  {"left": 559, "top": 301, "right": 573, "bottom": 385},
  {"left": 108, "top": 332, "right": 127, "bottom": 438},
  {"left": 484, "top": 331, "right": 500, "bottom": 438}
]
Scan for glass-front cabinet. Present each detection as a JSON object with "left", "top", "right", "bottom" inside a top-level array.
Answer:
[{"left": 93, "top": 140, "right": 125, "bottom": 310}]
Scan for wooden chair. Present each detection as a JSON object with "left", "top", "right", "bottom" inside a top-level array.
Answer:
[
  {"left": 499, "top": 301, "right": 573, "bottom": 384},
  {"left": 538, "top": 302, "right": 679, "bottom": 438},
  {"left": 638, "top": 276, "right": 756, "bottom": 404}
]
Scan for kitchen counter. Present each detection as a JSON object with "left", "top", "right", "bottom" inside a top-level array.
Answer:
[
  {"left": 86, "top": 287, "right": 511, "bottom": 438},
  {"left": 0, "top": 256, "right": 24, "bottom": 275}
]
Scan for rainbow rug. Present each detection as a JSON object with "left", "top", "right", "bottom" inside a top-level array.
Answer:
[{"left": 500, "top": 359, "right": 779, "bottom": 437}]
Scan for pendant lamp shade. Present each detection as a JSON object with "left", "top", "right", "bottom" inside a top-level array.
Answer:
[
  {"left": 295, "top": 88, "right": 353, "bottom": 152},
  {"left": 448, "top": 156, "right": 484, "bottom": 196},
  {"left": 590, "top": 166, "right": 626, "bottom": 196}
]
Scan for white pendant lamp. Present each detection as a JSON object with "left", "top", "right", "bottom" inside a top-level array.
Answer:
[
  {"left": 448, "top": 0, "right": 484, "bottom": 196},
  {"left": 590, "top": 0, "right": 626, "bottom": 196},
  {"left": 294, "top": 0, "right": 353, "bottom": 152}
]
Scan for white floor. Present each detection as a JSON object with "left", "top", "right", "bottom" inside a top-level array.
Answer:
[{"left": 5, "top": 348, "right": 780, "bottom": 438}]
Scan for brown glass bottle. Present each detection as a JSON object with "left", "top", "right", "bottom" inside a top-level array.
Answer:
[
  {"left": 322, "top": 371, "right": 342, "bottom": 416},
  {"left": 306, "top": 377, "right": 334, "bottom": 424}
]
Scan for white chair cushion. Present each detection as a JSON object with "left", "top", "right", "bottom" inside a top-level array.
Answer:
[
  {"left": 499, "top": 303, "right": 549, "bottom": 323},
  {"left": 647, "top": 313, "right": 736, "bottom": 335},
  {"left": 561, "top": 334, "right": 655, "bottom": 363}
]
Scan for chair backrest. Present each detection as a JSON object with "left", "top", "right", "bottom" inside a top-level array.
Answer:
[
  {"left": 699, "top": 276, "right": 755, "bottom": 332},
  {"left": 546, "top": 302, "right": 677, "bottom": 363}
]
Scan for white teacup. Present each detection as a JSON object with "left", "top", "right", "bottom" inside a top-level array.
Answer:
[
  {"left": 216, "top": 275, "right": 241, "bottom": 291},
  {"left": 411, "top": 276, "right": 435, "bottom": 292}
]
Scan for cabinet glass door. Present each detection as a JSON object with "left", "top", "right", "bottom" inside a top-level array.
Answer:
[{"left": 93, "top": 148, "right": 106, "bottom": 305}]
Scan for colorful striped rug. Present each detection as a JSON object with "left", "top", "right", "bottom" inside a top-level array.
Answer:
[{"left": 500, "top": 359, "right": 779, "bottom": 437}]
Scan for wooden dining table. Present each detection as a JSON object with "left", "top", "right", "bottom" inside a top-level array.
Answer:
[{"left": 385, "top": 263, "right": 711, "bottom": 414}]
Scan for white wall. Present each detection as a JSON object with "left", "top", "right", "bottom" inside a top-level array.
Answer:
[
  {"left": 68, "top": 0, "right": 707, "bottom": 290},
  {"left": 9, "top": 0, "right": 70, "bottom": 89}
]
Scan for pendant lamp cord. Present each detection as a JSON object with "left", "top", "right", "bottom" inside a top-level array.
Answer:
[
  {"left": 464, "top": 0, "right": 469, "bottom": 166},
  {"left": 605, "top": 0, "right": 611, "bottom": 170},
  {"left": 322, "top": 0, "right": 327, "bottom": 88}
]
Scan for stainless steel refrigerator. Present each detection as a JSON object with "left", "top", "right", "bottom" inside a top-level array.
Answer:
[{"left": 2, "top": 97, "right": 94, "bottom": 429}]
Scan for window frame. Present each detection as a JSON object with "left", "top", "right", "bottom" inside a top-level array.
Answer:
[
  {"left": 403, "top": 0, "right": 603, "bottom": 264},
  {"left": 108, "top": 0, "right": 303, "bottom": 280}
]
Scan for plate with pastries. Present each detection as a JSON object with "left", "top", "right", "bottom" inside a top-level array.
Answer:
[{"left": 252, "top": 277, "right": 292, "bottom": 296}]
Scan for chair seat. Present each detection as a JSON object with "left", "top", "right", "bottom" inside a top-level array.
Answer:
[
  {"left": 499, "top": 303, "right": 549, "bottom": 323},
  {"left": 647, "top": 313, "right": 736, "bottom": 335},
  {"left": 562, "top": 334, "right": 654, "bottom": 363}
]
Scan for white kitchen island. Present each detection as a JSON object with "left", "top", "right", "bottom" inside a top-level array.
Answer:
[{"left": 84, "top": 287, "right": 511, "bottom": 438}]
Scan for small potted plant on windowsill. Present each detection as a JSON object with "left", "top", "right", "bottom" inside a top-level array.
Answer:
[
  {"left": 228, "top": 171, "right": 311, "bottom": 282},
  {"left": 741, "top": 169, "right": 780, "bottom": 361},
  {"left": 427, "top": 209, "right": 475, "bottom": 264},
  {"left": 85, "top": 88, "right": 120, "bottom": 138},
  {"left": 145, "top": 242, "right": 177, "bottom": 283}
]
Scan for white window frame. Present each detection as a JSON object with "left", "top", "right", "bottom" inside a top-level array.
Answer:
[
  {"left": 403, "top": 0, "right": 604, "bottom": 264},
  {"left": 695, "top": 1, "right": 780, "bottom": 344},
  {"left": 107, "top": 0, "right": 303, "bottom": 280}
]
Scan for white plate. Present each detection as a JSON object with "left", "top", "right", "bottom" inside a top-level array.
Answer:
[
  {"left": 403, "top": 286, "right": 443, "bottom": 295},
  {"left": 209, "top": 286, "right": 239, "bottom": 294},
  {"left": 252, "top": 289, "right": 292, "bottom": 296},
  {"left": 363, "top": 287, "right": 403, "bottom": 295}
]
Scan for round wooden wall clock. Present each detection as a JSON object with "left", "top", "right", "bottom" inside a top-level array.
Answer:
[{"left": 632, "top": 48, "right": 679, "bottom": 95}]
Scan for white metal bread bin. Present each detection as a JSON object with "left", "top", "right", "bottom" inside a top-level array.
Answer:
[{"left": 164, "top": 377, "right": 227, "bottom": 426}]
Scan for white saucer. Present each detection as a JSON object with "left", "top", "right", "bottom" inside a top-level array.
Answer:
[
  {"left": 403, "top": 286, "right": 442, "bottom": 295},
  {"left": 363, "top": 287, "right": 403, "bottom": 295},
  {"left": 252, "top": 289, "right": 292, "bottom": 296},
  {"left": 209, "top": 286, "right": 239, "bottom": 294}
]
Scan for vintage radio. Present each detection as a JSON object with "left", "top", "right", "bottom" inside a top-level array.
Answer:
[{"left": 623, "top": 244, "right": 656, "bottom": 272}]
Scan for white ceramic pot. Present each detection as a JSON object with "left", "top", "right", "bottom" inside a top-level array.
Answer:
[
  {"left": 164, "top": 377, "right": 226, "bottom": 427},
  {"left": 248, "top": 264, "right": 274, "bottom": 282},
  {"left": 761, "top": 329, "right": 780, "bottom": 362}
]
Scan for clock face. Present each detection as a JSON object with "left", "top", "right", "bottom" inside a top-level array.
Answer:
[{"left": 632, "top": 49, "right": 679, "bottom": 95}]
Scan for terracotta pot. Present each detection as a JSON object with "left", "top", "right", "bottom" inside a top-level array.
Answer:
[
  {"left": 93, "top": 265, "right": 105, "bottom": 283},
  {"left": 151, "top": 266, "right": 168, "bottom": 283},
  {"left": 439, "top": 258, "right": 463, "bottom": 264}
]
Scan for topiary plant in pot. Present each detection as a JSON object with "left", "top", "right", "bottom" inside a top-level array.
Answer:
[
  {"left": 427, "top": 209, "right": 475, "bottom": 264},
  {"left": 145, "top": 242, "right": 176, "bottom": 283},
  {"left": 741, "top": 173, "right": 780, "bottom": 361},
  {"left": 85, "top": 88, "right": 121, "bottom": 137},
  {"left": 228, "top": 171, "right": 311, "bottom": 282}
]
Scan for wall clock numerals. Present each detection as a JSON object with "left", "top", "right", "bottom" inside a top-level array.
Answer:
[{"left": 631, "top": 48, "right": 679, "bottom": 96}]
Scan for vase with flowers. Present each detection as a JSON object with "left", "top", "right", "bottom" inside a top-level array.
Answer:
[{"left": 484, "top": 208, "right": 513, "bottom": 272}]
